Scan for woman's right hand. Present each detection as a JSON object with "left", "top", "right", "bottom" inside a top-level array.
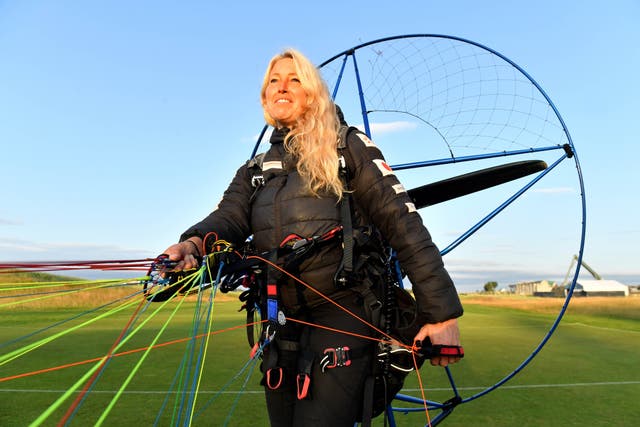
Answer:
[{"left": 163, "top": 237, "right": 203, "bottom": 271}]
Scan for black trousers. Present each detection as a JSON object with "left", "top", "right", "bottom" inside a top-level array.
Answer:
[{"left": 262, "top": 294, "right": 374, "bottom": 427}]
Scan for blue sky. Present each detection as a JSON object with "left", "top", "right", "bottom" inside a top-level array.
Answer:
[{"left": 1, "top": 1, "right": 638, "bottom": 292}]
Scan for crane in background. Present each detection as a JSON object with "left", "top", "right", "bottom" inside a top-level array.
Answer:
[{"left": 562, "top": 254, "right": 602, "bottom": 287}]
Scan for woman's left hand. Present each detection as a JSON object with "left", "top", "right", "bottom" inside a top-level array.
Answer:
[{"left": 413, "top": 318, "right": 461, "bottom": 367}]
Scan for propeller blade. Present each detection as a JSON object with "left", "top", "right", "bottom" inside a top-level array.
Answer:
[{"left": 408, "top": 160, "right": 548, "bottom": 209}]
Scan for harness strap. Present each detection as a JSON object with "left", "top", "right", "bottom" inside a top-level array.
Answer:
[
  {"left": 262, "top": 337, "right": 281, "bottom": 389},
  {"left": 336, "top": 187, "right": 354, "bottom": 287},
  {"left": 278, "top": 225, "right": 343, "bottom": 272},
  {"left": 261, "top": 337, "right": 302, "bottom": 390},
  {"left": 296, "top": 327, "right": 314, "bottom": 400},
  {"left": 335, "top": 125, "right": 356, "bottom": 287},
  {"left": 277, "top": 339, "right": 301, "bottom": 352},
  {"left": 351, "top": 282, "right": 383, "bottom": 332},
  {"left": 361, "top": 375, "right": 376, "bottom": 427},
  {"left": 296, "top": 351, "right": 314, "bottom": 400}
]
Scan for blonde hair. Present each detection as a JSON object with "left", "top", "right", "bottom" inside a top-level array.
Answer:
[{"left": 261, "top": 49, "right": 343, "bottom": 199}]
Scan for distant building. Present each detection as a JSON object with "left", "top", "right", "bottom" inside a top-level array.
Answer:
[
  {"left": 510, "top": 280, "right": 557, "bottom": 296},
  {"left": 571, "top": 279, "right": 629, "bottom": 297}
]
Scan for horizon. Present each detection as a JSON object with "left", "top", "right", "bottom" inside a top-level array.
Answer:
[{"left": 2, "top": 2, "right": 639, "bottom": 291}]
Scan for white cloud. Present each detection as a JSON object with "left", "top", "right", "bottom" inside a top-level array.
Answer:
[
  {"left": 0, "top": 238, "right": 154, "bottom": 261},
  {"left": 366, "top": 121, "right": 418, "bottom": 135},
  {"left": 0, "top": 218, "right": 23, "bottom": 226}
]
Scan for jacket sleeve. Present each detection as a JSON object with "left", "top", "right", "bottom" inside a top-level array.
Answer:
[
  {"left": 346, "top": 130, "right": 463, "bottom": 323},
  {"left": 179, "top": 162, "right": 253, "bottom": 249}
]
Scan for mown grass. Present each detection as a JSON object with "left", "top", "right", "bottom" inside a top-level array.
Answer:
[
  {"left": 461, "top": 293, "right": 640, "bottom": 319},
  {"left": 461, "top": 293, "right": 640, "bottom": 331},
  {"left": 1, "top": 281, "right": 639, "bottom": 426},
  {"left": 0, "top": 271, "right": 84, "bottom": 283}
]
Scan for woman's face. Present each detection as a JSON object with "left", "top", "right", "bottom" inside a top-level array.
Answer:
[{"left": 263, "top": 58, "right": 308, "bottom": 127}]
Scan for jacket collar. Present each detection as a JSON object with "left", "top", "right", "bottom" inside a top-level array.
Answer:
[{"left": 270, "top": 127, "right": 290, "bottom": 145}]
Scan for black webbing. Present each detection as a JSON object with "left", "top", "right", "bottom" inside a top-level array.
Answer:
[{"left": 337, "top": 125, "right": 355, "bottom": 285}]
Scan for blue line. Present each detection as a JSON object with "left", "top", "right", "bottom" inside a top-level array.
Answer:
[
  {"left": 184, "top": 261, "right": 223, "bottom": 424},
  {"left": 1, "top": 289, "right": 143, "bottom": 349}
]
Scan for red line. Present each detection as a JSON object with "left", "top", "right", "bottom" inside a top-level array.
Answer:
[
  {"left": 247, "top": 255, "right": 410, "bottom": 348},
  {"left": 287, "top": 317, "right": 394, "bottom": 346},
  {"left": 0, "top": 321, "right": 265, "bottom": 384},
  {"left": 57, "top": 298, "right": 147, "bottom": 426},
  {"left": 412, "top": 342, "right": 432, "bottom": 425},
  {"left": 3, "top": 254, "right": 433, "bottom": 421},
  {"left": 0, "top": 259, "right": 154, "bottom": 273}
]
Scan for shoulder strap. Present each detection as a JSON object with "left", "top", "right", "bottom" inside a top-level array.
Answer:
[
  {"left": 335, "top": 125, "right": 356, "bottom": 286},
  {"left": 247, "top": 152, "right": 266, "bottom": 169},
  {"left": 249, "top": 125, "right": 354, "bottom": 186},
  {"left": 337, "top": 125, "right": 350, "bottom": 150},
  {"left": 248, "top": 152, "right": 267, "bottom": 188},
  {"left": 337, "top": 125, "right": 356, "bottom": 178}
]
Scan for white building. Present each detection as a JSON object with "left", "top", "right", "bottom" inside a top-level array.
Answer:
[
  {"left": 572, "top": 279, "right": 629, "bottom": 297},
  {"left": 511, "top": 280, "right": 556, "bottom": 296}
]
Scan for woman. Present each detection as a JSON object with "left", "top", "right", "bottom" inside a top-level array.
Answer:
[{"left": 162, "top": 49, "right": 463, "bottom": 426}]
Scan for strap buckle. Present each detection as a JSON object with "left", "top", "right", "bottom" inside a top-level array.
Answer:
[
  {"left": 279, "top": 233, "right": 314, "bottom": 253},
  {"left": 251, "top": 174, "right": 264, "bottom": 187},
  {"left": 320, "top": 346, "right": 351, "bottom": 372}
]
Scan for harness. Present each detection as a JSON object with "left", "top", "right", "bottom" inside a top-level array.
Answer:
[
  {"left": 247, "top": 125, "right": 358, "bottom": 285},
  {"left": 222, "top": 125, "right": 431, "bottom": 422}
]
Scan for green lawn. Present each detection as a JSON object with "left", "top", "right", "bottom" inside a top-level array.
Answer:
[{"left": 1, "top": 295, "right": 639, "bottom": 426}]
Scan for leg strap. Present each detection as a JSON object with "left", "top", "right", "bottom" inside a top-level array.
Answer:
[{"left": 360, "top": 375, "right": 376, "bottom": 427}]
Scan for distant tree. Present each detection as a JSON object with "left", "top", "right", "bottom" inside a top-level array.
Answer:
[{"left": 483, "top": 281, "right": 498, "bottom": 293}]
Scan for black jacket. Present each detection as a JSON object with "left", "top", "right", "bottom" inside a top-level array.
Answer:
[{"left": 181, "top": 127, "right": 463, "bottom": 323}]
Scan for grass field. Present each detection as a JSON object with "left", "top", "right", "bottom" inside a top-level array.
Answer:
[{"left": 1, "top": 281, "right": 639, "bottom": 426}]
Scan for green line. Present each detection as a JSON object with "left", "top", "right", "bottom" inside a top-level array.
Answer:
[
  {"left": 19, "top": 268, "right": 203, "bottom": 425},
  {"left": 29, "top": 270, "right": 198, "bottom": 425},
  {"left": 0, "top": 278, "right": 139, "bottom": 291},
  {"left": 29, "top": 353, "right": 117, "bottom": 426},
  {"left": 95, "top": 270, "right": 204, "bottom": 426},
  {"left": 27, "top": 291, "right": 150, "bottom": 425},
  {"left": 176, "top": 268, "right": 209, "bottom": 425},
  {"left": 187, "top": 261, "right": 219, "bottom": 426},
  {"left": 0, "top": 280, "right": 138, "bottom": 308},
  {"left": 0, "top": 295, "right": 140, "bottom": 366}
]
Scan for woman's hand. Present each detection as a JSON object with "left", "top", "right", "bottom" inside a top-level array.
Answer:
[
  {"left": 413, "top": 318, "right": 461, "bottom": 367},
  {"left": 162, "top": 237, "right": 203, "bottom": 271}
]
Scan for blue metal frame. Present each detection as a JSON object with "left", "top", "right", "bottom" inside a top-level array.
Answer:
[{"left": 251, "top": 34, "right": 587, "bottom": 426}]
